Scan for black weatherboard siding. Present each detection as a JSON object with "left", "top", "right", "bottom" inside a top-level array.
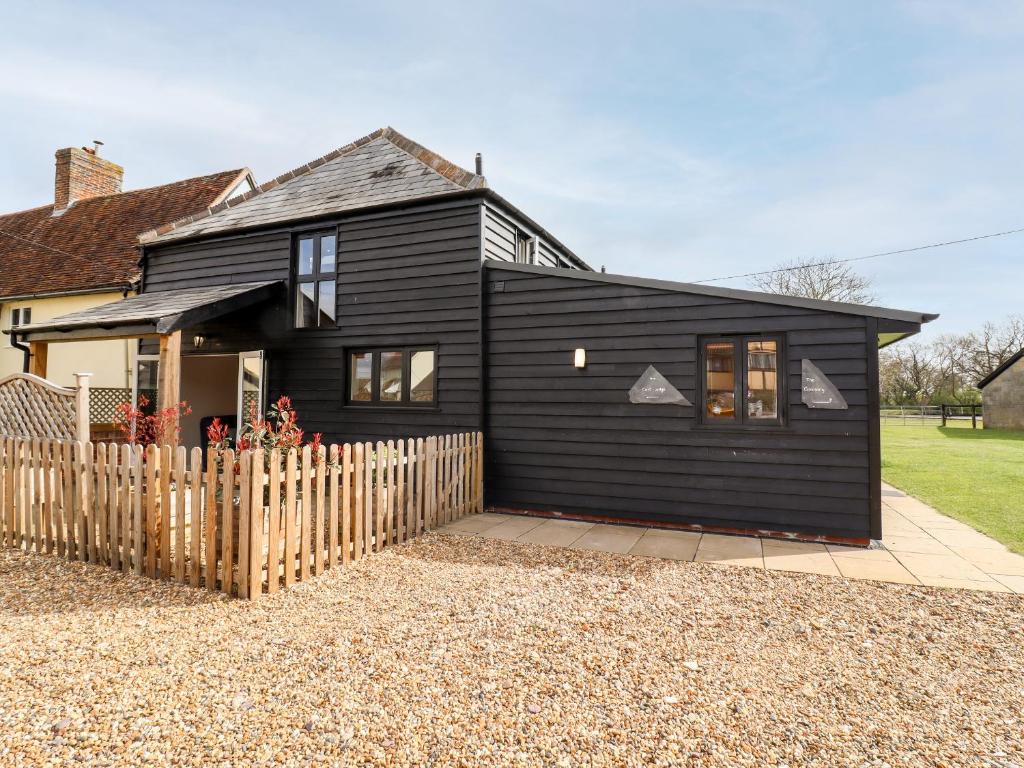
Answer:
[
  {"left": 31, "top": 127, "right": 932, "bottom": 543},
  {"left": 142, "top": 198, "right": 484, "bottom": 445},
  {"left": 483, "top": 264, "right": 875, "bottom": 541},
  {"left": 482, "top": 202, "right": 577, "bottom": 268}
]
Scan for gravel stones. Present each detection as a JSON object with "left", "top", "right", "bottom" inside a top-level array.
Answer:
[{"left": 0, "top": 534, "right": 1022, "bottom": 766}]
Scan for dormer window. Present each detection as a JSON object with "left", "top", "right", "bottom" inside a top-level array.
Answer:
[
  {"left": 515, "top": 231, "right": 538, "bottom": 264},
  {"left": 294, "top": 232, "right": 337, "bottom": 328}
]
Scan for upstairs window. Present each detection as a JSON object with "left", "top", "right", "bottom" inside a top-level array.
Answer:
[
  {"left": 8, "top": 307, "right": 31, "bottom": 346},
  {"left": 10, "top": 307, "right": 31, "bottom": 328},
  {"left": 515, "top": 231, "right": 537, "bottom": 264},
  {"left": 700, "top": 335, "right": 782, "bottom": 426},
  {"left": 294, "top": 232, "right": 337, "bottom": 328},
  {"left": 347, "top": 347, "right": 436, "bottom": 407}
]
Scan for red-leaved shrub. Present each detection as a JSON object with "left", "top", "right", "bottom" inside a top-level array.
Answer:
[{"left": 113, "top": 394, "right": 192, "bottom": 447}]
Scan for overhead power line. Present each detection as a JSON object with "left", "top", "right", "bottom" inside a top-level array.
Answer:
[
  {"left": 0, "top": 226, "right": 92, "bottom": 263},
  {"left": 0, "top": 226, "right": 139, "bottom": 285},
  {"left": 5, "top": 221, "right": 1024, "bottom": 291},
  {"left": 692, "top": 226, "right": 1024, "bottom": 284}
]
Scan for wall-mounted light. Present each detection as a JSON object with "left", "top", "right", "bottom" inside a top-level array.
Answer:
[
  {"left": 574, "top": 348, "right": 586, "bottom": 369},
  {"left": 193, "top": 334, "right": 206, "bottom": 348}
]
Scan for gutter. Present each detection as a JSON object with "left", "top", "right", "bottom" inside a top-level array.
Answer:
[
  {"left": 10, "top": 331, "right": 31, "bottom": 374},
  {"left": 0, "top": 283, "right": 136, "bottom": 303}
]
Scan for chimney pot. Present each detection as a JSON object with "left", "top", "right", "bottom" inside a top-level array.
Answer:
[
  {"left": 475, "top": 152, "right": 483, "bottom": 176},
  {"left": 54, "top": 144, "right": 123, "bottom": 210}
]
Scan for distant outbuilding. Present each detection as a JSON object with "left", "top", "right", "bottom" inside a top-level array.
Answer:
[{"left": 978, "top": 349, "right": 1024, "bottom": 430}]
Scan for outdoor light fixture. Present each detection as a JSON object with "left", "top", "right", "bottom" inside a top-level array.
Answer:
[
  {"left": 574, "top": 348, "right": 586, "bottom": 369},
  {"left": 193, "top": 334, "right": 206, "bottom": 348}
]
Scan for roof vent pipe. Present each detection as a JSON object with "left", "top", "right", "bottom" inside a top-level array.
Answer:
[{"left": 475, "top": 153, "right": 483, "bottom": 176}]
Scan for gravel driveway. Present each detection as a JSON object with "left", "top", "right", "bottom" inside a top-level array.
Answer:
[{"left": 0, "top": 533, "right": 1021, "bottom": 767}]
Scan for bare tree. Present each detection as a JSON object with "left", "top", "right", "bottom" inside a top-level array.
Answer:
[
  {"left": 879, "top": 341, "right": 940, "bottom": 404},
  {"left": 752, "top": 258, "right": 876, "bottom": 304},
  {"left": 957, "top": 314, "right": 1024, "bottom": 383},
  {"left": 878, "top": 314, "right": 1024, "bottom": 404}
]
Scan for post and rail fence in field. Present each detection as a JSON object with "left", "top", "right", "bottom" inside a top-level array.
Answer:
[
  {"left": 879, "top": 404, "right": 983, "bottom": 428},
  {"left": 0, "top": 432, "right": 483, "bottom": 599}
]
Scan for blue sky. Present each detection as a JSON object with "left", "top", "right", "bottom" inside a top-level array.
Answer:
[{"left": 1, "top": 1, "right": 1021, "bottom": 339}]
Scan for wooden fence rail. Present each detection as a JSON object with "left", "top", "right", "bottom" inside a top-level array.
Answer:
[{"left": 0, "top": 432, "right": 483, "bottom": 599}]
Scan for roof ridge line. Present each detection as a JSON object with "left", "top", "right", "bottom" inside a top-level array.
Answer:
[
  {"left": 378, "top": 126, "right": 487, "bottom": 190},
  {"left": 139, "top": 127, "right": 488, "bottom": 244},
  {"left": 1, "top": 168, "right": 246, "bottom": 222},
  {"left": 112, "top": 167, "right": 250, "bottom": 198},
  {"left": 138, "top": 128, "right": 389, "bottom": 243}
]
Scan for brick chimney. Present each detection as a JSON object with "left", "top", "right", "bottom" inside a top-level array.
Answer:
[{"left": 54, "top": 142, "right": 123, "bottom": 210}]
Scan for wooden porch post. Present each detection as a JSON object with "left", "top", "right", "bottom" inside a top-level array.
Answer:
[
  {"left": 157, "top": 331, "right": 182, "bottom": 446},
  {"left": 28, "top": 342, "right": 48, "bottom": 378},
  {"left": 73, "top": 373, "right": 92, "bottom": 443}
]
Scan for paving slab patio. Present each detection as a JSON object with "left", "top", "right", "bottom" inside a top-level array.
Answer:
[{"left": 435, "top": 483, "right": 1024, "bottom": 593}]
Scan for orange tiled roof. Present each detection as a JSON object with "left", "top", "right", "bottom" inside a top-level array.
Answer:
[{"left": 0, "top": 169, "right": 249, "bottom": 300}]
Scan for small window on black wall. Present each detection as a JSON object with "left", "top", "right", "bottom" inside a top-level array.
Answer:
[
  {"left": 347, "top": 347, "right": 436, "bottom": 407},
  {"left": 294, "top": 232, "right": 337, "bottom": 328},
  {"left": 700, "top": 335, "right": 783, "bottom": 426}
]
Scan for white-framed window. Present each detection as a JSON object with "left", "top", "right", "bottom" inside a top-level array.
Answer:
[
  {"left": 8, "top": 306, "right": 31, "bottom": 346},
  {"left": 10, "top": 307, "right": 31, "bottom": 327},
  {"left": 515, "top": 232, "right": 538, "bottom": 264}
]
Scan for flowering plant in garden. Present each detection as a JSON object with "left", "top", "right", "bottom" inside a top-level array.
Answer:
[
  {"left": 207, "top": 395, "right": 323, "bottom": 459},
  {"left": 113, "top": 394, "right": 192, "bottom": 447},
  {"left": 206, "top": 395, "right": 326, "bottom": 500}
]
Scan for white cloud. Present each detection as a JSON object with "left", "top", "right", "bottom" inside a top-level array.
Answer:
[{"left": 0, "top": 51, "right": 278, "bottom": 140}]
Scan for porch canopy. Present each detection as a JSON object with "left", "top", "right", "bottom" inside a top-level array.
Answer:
[
  {"left": 13, "top": 281, "right": 280, "bottom": 343},
  {"left": 9, "top": 281, "right": 281, "bottom": 443}
]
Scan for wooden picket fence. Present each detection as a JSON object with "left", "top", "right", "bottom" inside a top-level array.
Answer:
[{"left": 0, "top": 433, "right": 483, "bottom": 599}]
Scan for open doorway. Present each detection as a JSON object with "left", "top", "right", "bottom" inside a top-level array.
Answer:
[
  {"left": 134, "top": 351, "right": 265, "bottom": 450},
  {"left": 181, "top": 355, "right": 238, "bottom": 450}
]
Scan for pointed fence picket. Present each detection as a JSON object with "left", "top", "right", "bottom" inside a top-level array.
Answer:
[{"left": 0, "top": 432, "right": 483, "bottom": 599}]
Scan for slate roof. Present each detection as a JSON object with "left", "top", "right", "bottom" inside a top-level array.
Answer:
[
  {"left": 978, "top": 348, "right": 1024, "bottom": 389},
  {"left": 141, "top": 127, "right": 487, "bottom": 245},
  {"left": 13, "top": 281, "right": 280, "bottom": 339},
  {"left": 0, "top": 169, "right": 250, "bottom": 300}
]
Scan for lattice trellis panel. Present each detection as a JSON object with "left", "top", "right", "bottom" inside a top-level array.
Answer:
[
  {"left": 89, "top": 388, "right": 156, "bottom": 423},
  {"left": 0, "top": 374, "right": 77, "bottom": 440},
  {"left": 241, "top": 391, "right": 260, "bottom": 423}
]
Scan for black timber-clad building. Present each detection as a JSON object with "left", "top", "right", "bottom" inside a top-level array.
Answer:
[{"left": 20, "top": 128, "right": 936, "bottom": 544}]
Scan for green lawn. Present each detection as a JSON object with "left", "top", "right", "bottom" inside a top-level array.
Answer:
[{"left": 881, "top": 423, "right": 1024, "bottom": 554}]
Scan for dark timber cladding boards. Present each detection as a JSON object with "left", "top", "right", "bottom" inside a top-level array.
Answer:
[
  {"left": 483, "top": 202, "right": 573, "bottom": 267},
  {"left": 484, "top": 265, "right": 875, "bottom": 540},
  {"left": 141, "top": 198, "right": 482, "bottom": 444}
]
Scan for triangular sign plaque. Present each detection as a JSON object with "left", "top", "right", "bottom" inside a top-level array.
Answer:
[
  {"left": 628, "top": 365, "right": 692, "bottom": 406},
  {"left": 801, "top": 359, "right": 848, "bottom": 410}
]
